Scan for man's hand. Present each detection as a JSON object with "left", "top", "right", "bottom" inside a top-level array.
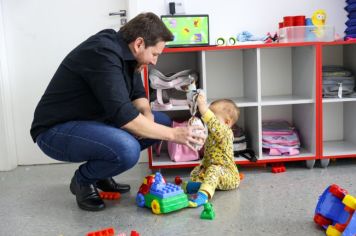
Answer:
[{"left": 172, "top": 125, "right": 207, "bottom": 150}]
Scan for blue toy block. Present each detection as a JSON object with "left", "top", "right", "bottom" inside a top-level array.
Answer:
[
  {"left": 314, "top": 184, "right": 356, "bottom": 235},
  {"left": 150, "top": 182, "right": 184, "bottom": 198},
  {"left": 148, "top": 172, "right": 184, "bottom": 198},
  {"left": 343, "top": 212, "right": 356, "bottom": 236},
  {"left": 315, "top": 187, "right": 350, "bottom": 227}
]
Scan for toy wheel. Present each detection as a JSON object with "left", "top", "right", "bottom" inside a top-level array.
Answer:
[
  {"left": 136, "top": 193, "right": 145, "bottom": 208},
  {"left": 329, "top": 184, "right": 348, "bottom": 200},
  {"left": 314, "top": 214, "right": 332, "bottom": 227},
  {"left": 320, "top": 159, "right": 330, "bottom": 168},
  {"left": 342, "top": 194, "right": 356, "bottom": 210},
  {"left": 326, "top": 225, "right": 342, "bottom": 236},
  {"left": 151, "top": 200, "right": 161, "bottom": 214},
  {"left": 306, "top": 160, "right": 315, "bottom": 169}
]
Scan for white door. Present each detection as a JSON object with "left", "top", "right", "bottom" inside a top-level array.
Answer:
[{"left": 1, "top": 0, "right": 130, "bottom": 165}]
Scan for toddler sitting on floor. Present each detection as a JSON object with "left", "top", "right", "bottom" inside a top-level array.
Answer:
[{"left": 183, "top": 93, "right": 241, "bottom": 207}]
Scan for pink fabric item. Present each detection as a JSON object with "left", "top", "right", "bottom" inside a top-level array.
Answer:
[{"left": 167, "top": 121, "right": 199, "bottom": 162}]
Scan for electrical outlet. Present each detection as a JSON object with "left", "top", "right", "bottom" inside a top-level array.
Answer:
[{"left": 165, "top": 0, "right": 185, "bottom": 14}]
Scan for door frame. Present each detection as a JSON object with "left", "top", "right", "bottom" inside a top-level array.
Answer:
[{"left": 0, "top": 0, "right": 17, "bottom": 171}]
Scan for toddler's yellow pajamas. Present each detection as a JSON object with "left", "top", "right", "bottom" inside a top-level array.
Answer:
[{"left": 190, "top": 109, "right": 240, "bottom": 198}]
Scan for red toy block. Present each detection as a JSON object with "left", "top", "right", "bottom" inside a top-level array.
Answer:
[
  {"left": 86, "top": 227, "right": 115, "bottom": 236},
  {"left": 175, "top": 176, "right": 182, "bottom": 185},
  {"left": 130, "top": 230, "right": 140, "bottom": 236},
  {"left": 271, "top": 163, "right": 286, "bottom": 173},
  {"left": 99, "top": 192, "right": 121, "bottom": 200}
]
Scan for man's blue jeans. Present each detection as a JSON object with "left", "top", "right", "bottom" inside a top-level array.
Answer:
[{"left": 36, "top": 111, "right": 171, "bottom": 185}]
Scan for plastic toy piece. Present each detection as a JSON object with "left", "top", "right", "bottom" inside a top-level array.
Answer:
[
  {"left": 86, "top": 227, "right": 115, "bottom": 236},
  {"left": 200, "top": 203, "right": 215, "bottom": 220},
  {"left": 314, "top": 184, "right": 356, "bottom": 236},
  {"left": 312, "top": 9, "right": 327, "bottom": 27},
  {"left": 150, "top": 182, "right": 184, "bottom": 198},
  {"left": 99, "top": 191, "right": 121, "bottom": 200},
  {"left": 136, "top": 172, "right": 189, "bottom": 214},
  {"left": 271, "top": 163, "right": 286, "bottom": 173},
  {"left": 130, "top": 230, "right": 140, "bottom": 236},
  {"left": 239, "top": 173, "right": 244, "bottom": 180},
  {"left": 175, "top": 176, "right": 182, "bottom": 185}
]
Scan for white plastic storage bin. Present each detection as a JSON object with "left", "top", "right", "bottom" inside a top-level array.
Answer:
[{"left": 279, "top": 26, "right": 334, "bottom": 43}]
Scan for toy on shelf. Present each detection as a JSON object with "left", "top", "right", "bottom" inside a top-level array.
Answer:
[
  {"left": 278, "top": 10, "right": 334, "bottom": 43},
  {"left": 311, "top": 9, "right": 327, "bottom": 38},
  {"left": 311, "top": 9, "right": 327, "bottom": 27},
  {"left": 136, "top": 172, "right": 189, "bottom": 214},
  {"left": 215, "top": 37, "right": 237, "bottom": 46},
  {"left": 99, "top": 191, "right": 121, "bottom": 200},
  {"left": 314, "top": 184, "right": 356, "bottom": 236},
  {"left": 200, "top": 202, "right": 215, "bottom": 220}
]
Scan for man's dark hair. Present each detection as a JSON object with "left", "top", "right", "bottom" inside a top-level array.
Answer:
[{"left": 119, "top": 12, "right": 174, "bottom": 47}]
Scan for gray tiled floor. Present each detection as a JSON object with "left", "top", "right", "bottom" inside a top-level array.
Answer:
[{"left": 0, "top": 159, "right": 355, "bottom": 236}]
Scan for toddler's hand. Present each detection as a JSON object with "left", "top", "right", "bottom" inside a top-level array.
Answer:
[
  {"left": 196, "top": 91, "right": 208, "bottom": 115},
  {"left": 196, "top": 92, "right": 205, "bottom": 105}
]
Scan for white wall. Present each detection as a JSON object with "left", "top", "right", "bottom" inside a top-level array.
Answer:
[
  {"left": 0, "top": 0, "right": 17, "bottom": 171},
  {"left": 0, "top": 0, "right": 348, "bottom": 170},
  {"left": 134, "top": 0, "right": 347, "bottom": 43},
  {"left": 1, "top": 0, "right": 131, "bottom": 168}
]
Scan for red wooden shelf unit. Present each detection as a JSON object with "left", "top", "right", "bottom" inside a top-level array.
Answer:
[{"left": 143, "top": 41, "right": 356, "bottom": 170}]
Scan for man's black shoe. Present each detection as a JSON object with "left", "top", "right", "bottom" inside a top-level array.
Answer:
[
  {"left": 96, "top": 177, "right": 131, "bottom": 193},
  {"left": 70, "top": 176, "right": 105, "bottom": 211}
]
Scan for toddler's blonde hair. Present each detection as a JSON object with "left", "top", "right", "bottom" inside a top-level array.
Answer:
[{"left": 210, "top": 99, "right": 240, "bottom": 124}]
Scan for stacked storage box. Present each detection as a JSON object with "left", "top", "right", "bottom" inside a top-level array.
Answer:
[{"left": 345, "top": 0, "right": 356, "bottom": 39}]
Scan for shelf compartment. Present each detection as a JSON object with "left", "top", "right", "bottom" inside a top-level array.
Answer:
[
  {"left": 204, "top": 49, "right": 258, "bottom": 103},
  {"left": 323, "top": 141, "right": 356, "bottom": 157},
  {"left": 235, "top": 107, "right": 260, "bottom": 159},
  {"left": 150, "top": 107, "right": 260, "bottom": 168},
  {"left": 321, "top": 44, "right": 356, "bottom": 158},
  {"left": 260, "top": 46, "right": 316, "bottom": 103},
  {"left": 261, "top": 104, "right": 316, "bottom": 158},
  {"left": 322, "top": 44, "right": 356, "bottom": 71},
  {"left": 150, "top": 51, "right": 204, "bottom": 111},
  {"left": 154, "top": 51, "right": 203, "bottom": 75},
  {"left": 322, "top": 102, "right": 356, "bottom": 157}
]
